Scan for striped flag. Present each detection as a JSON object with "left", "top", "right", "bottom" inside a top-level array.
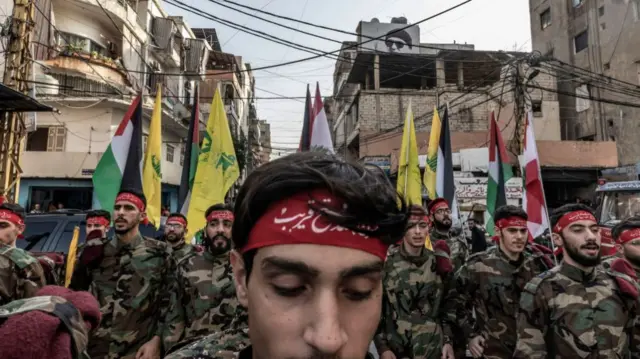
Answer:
[
  {"left": 522, "top": 112, "right": 549, "bottom": 240},
  {"left": 93, "top": 95, "right": 144, "bottom": 210},
  {"left": 310, "top": 82, "right": 334, "bottom": 152},
  {"left": 298, "top": 85, "right": 313, "bottom": 152},
  {"left": 435, "top": 107, "right": 459, "bottom": 221},
  {"left": 179, "top": 86, "right": 201, "bottom": 215},
  {"left": 486, "top": 111, "right": 513, "bottom": 235}
]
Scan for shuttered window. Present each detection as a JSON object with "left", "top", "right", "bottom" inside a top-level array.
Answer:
[{"left": 46, "top": 126, "right": 66, "bottom": 152}]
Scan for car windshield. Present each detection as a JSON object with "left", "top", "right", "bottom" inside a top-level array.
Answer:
[{"left": 599, "top": 191, "right": 640, "bottom": 226}]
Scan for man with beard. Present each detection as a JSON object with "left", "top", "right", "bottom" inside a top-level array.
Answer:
[
  {"left": 70, "top": 189, "right": 181, "bottom": 359},
  {"left": 165, "top": 151, "right": 408, "bottom": 359},
  {"left": 0, "top": 203, "right": 46, "bottom": 304},
  {"left": 443, "top": 205, "right": 552, "bottom": 359},
  {"left": 171, "top": 203, "right": 242, "bottom": 347},
  {"left": 85, "top": 210, "right": 111, "bottom": 237},
  {"left": 163, "top": 213, "right": 197, "bottom": 266},
  {"left": 514, "top": 203, "right": 639, "bottom": 358},
  {"left": 428, "top": 198, "right": 468, "bottom": 270},
  {"left": 375, "top": 205, "right": 454, "bottom": 359}
]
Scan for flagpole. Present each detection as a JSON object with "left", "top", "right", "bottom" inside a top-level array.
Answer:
[
  {"left": 446, "top": 102, "right": 461, "bottom": 222},
  {"left": 404, "top": 103, "right": 411, "bottom": 201}
]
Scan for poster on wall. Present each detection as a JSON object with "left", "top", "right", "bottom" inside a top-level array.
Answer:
[
  {"left": 362, "top": 155, "right": 392, "bottom": 176},
  {"left": 357, "top": 21, "right": 420, "bottom": 55}
]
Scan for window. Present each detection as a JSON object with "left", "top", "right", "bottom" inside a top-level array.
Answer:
[
  {"left": 574, "top": 30, "right": 588, "bottom": 53},
  {"left": 166, "top": 143, "right": 175, "bottom": 163},
  {"left": 600, "top": 23, "right": 606, "bottom": 31},
  {"left": 180, "top": 144, "right": 185, "bottom": 166},
  {"left": 573, "top": 0, "right": 584, "bottom": 7},
  {"left": 634, "top": 0, "right": 640, "bottom": 21},
  {"left": 599, "top": 6, "right": 605, "bottom": 16},
  {"left": 532, "top": 100, "right": 543, "bottom": 117},
  {"left": 52, "top": 221, "right": 86, "bottom": 253},
  {"left": 46, "top": 126, "right": 66, "bottom": 152},
  {"left": 576, "top": 84, "right": 590, "bottom": 112},
  {"left": 540, "top": 8, "right": 551, "bottom": 30},
  {"left": 17, "top": 221, "right": 59, "bottom": 252}
]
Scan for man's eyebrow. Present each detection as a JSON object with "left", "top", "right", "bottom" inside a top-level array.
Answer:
[
  {"left": 261, "top": 256, "right": 320, "bottom": 277},
  {"left": 339, "top": 261, "right": 384, "bottom": 279}
]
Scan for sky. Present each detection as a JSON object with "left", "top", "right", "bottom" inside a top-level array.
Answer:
[{"left": 165, "top": 0, "right": 533, "bottom": 158}]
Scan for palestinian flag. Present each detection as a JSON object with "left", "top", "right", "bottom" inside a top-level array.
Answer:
[
  {"left": 93, "top": 95, "right": 144, "bottom": 210},
  {"left": 486, "top": 111, "right": 513, "bottom": 235},
  {"left": 298, "top": 85, "right": 313, "bottom": 152},
  {"left": 179, "top": 86, "right": 200, "bottom": 215}
]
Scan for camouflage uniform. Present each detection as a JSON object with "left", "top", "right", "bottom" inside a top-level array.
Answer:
[
  {"left": 176, "top": 250, "right": 243, "bottom": 342},
  {"left": 430, "top": 229, "right": 468, "bottom": 270},
  {"left": 514, "top": 262, "right": 637, "bottom": 358},
  {"left": 0, "top": 242, "right": 46, "bottom": 304},
  {"left": 374, "top": 245, "right": 450, "bottom": 358},
  {"left": 71, "top": 233, "right": 182, "bottom": 359},
  {"left": 0, "top": 295, "right": 92, "bottom": 359},
  {"left": 443, "top": 246, "right": 551, "bottom": 358},
  {"left": 170, "top": 242, "right": 198, "bottom": 270}
]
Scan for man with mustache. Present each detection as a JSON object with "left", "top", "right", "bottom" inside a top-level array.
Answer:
[
  {"left": 85, "top": 210, "right": 111, "bottom": 237},
  {"left": 166, "top": 151, "right": 407, "bottom": 359},
  {"left": 0, "top": 203, "right": 46, "bottom": 304},
  {"left": 428, "top": 199, "right": 468, "bottom": 271},
  {"left": 514, "top": 203, "right": 639, "bottom": 358},
  {"left": 163, "top": 213, "right": 197, "bottom": 266},
  {"left": 170, "top": 203, "right": 243, "bottom": 347},
  {"left": 70, "top": 189, "right": 181, "bottom": 359},
  {"left": 375, "top": 205, "right": 454, "bottom": 359},
  {"left": 443, "top": 205, "right": 552, "bottom": 359}
]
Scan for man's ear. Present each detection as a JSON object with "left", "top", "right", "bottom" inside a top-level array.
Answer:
[
  {"left": 230, "top": 250, "right": 249, "bottom": 307},
  {"left": 16, "top": 223, "right": 25, "bottom": 235},
  {"left": 551, "top": 232, "right": 563, "bottom": 248}
]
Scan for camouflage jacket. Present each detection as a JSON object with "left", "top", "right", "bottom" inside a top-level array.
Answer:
[
  {"left": 430, "top": 229, "right": 468, "bottom": 270},
  {"left": 170, "top": 241, "right": 198, "bottom": 269},
  {"left": 374, "top": 244, "right": 450, "bottom": 358},
  {"left": 70, "top": 233, "right": 182, "bottom": 359},
  {"left": 0, "top": 295, "right": 91, "bottom": 359},
  {"left": 0, "top": 243, "right": 46, "bottom": 305},
  {"left": 514, "top": 262, "right": 637, "bottom": 359},
  {"left": 175, "top": 249, "right": 243, "bottom": 343},
  {"left": 443, "top": 246, "right": 552, "bottom": 358}
]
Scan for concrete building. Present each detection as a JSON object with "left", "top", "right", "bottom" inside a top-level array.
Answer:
[
  {"left": 529, "top": 0, "right": 640, "bottom": 165},
  {"left": 329, "top": 17, "right": 618, "bottom": 207},
  {"left": 1, "top": 0, "right": 210, "bottom": 211},
  {"left": 257, "top": 119, "right": 272, "bottom": 164}
]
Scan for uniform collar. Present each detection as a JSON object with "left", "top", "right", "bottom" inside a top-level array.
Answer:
[
  {"left": 560, "top": 261, "right": 597, "bottom": 283},
  {"left": 111, "top": 232, "right": 143, "bottom": 251}
]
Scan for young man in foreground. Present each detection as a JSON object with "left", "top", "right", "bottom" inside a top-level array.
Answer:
[{"left": 167, "top": 151, "right": 408, "bottom": 359}]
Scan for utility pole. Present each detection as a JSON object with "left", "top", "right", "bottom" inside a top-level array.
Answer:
[
  {"left": 512, "top": 64, "right": 527, "bottom": 155},
  {"left": 0, "top": 0, "right": 35, "bottom": 203}
]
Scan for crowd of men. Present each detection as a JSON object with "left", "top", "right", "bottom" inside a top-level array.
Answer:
[{"left": 0, "top": 150, "right": 640, "bottom": 359}]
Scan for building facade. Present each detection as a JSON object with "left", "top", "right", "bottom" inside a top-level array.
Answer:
[
  {"left": 2, "top": 0, "right": 210, "bottom": 211},
  {"left": 529, "top": 0, "right": 640, "bottom": 165}
]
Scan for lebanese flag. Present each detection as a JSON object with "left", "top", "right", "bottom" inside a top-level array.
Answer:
[
  {"left": 522, "top": 112, "right": 550, "bottom": 241},
  {"left": 310, "top": 82, "right": 334, "bottom": 152},
  {"left": 93, "top": 95, "right": 144, "bottom": 210}
]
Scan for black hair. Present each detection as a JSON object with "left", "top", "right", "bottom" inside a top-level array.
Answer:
[
  {"left": 549, "top": 203, "right": 595, "bottom": 229},
  {"left": 494, "top": 205, "right": 528, "bottom": 222},
  {"left": 205, "top": 203, "right": 234, "bottom": 219},
  {"left": 612, "top": 216, "right": 640, "bottom": 241},
  {"left": 0, "top": 203, "right": 25, "bottom": 220},
  {"left": 409, "top": 204, "right": 428, "bottom": 217},
  {"left": 234, "top": 151, "right": 408, "bottom": 277},
  {"left": 168, "top": 212, "right": 188, "bottom": 225},
  {"left": 86, "top": 209, "right": 111, "bottom": 222},
  {"left": 117, "top": 189, "right": 147, "bottom": 207}
]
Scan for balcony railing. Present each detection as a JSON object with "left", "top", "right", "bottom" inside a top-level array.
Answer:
[{"left": 46, "top": 73, "right": 122, "bottom": 97}]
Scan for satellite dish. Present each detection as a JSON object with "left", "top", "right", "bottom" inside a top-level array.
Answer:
[{"left": 370, "top": 17, "right": 380, "bottom": 23}]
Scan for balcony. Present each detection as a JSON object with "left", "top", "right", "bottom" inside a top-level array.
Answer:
[
  {"left": 150, "top": 17, "right": 181, "bottom": 68},
  {"left": 62, "top": 0, "right": 145, "bottom": 41},
  {"left": 44, "top": 50, "right": 130, "bottom": 89},
  {"left": 183, "top": 38, "right": 211, "bottom": 81}
]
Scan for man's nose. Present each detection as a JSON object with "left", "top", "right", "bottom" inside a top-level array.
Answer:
[{"left": 303, "top": 290, "right": 347, "bottom": 354}]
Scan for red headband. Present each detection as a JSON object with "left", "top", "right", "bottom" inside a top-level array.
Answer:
[
  {"left": 0, "top": 210, "right": 23, "bottom": 226},
  {"left": 115, "top": 193, "right": 145, "bottom": 211},
  {"left": 619, "top": 228, "right": 640, "bottom": 244},
  {"left": 87, "top": 217, "right": 110, "bottom": 227},
  {"left": 409, "top": 215, "right": 429, "bottom": 224},
  {"left": 553, "top": 210, "right": 597, "bottom": 234},
  {"left": 242, "top": 190, "right": 388, "bottom": 260},
  {"left": 167, "top": 216, "right": 187, "bottom": 227},
  {"left": 207, "top": 210, "right": 234, "bottom": 223},
  {"left": 496, "top": 217, "right": 528, "bottom": 229},
  {"left": 430, "top": 200, "right": 449, "bottom": 213}
]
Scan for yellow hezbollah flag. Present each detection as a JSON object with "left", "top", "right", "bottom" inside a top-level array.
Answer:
[
  {"left": 142, "top": 85, "right": 163, "bottom": 229},
  {"left": 396, "top": 101, "right": 423, "bottom": 207},
  {"left": 424, "top": 107, "right": 441, "bottom": 200},
  {"left": 64, "top": 226, "right": 80, "bottom": 287},
  {"left": 186, "top": 88, "right": 239, "bottom": 239}
]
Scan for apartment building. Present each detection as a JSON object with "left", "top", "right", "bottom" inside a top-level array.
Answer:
[
  {"left": 1, "top": 0, "right": 210, "bottom": 211},
  {"left": 529, "top": 0, "right": 640, "bottom": 165}
]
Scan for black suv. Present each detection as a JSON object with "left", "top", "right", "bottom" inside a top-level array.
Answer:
[{"left": 18, "top": 210, "right": 165, "bottom": 255}]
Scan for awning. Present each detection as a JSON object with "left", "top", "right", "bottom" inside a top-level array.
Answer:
[{"left": 0, "top": 83, "right": 54, "bottom": 112}]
